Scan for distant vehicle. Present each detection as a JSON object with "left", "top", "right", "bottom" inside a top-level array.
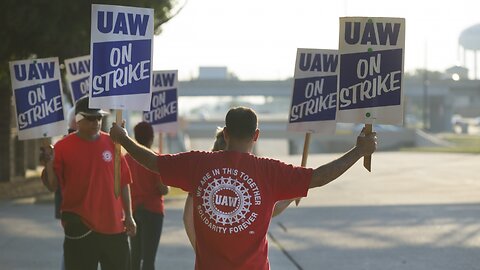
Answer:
[
  {"left": 473, "top": 116, "right": 480, "bottom": 126},
  {"left": 451, "top": 114, "right": 470, "bottom": 134},
  {"left": 451, "top": 114, "right": 463, "bottom": 125}
]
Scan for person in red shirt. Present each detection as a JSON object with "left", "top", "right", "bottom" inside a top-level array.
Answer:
[
  {"left": 182, "top": 127, "right": 298, "bottom": 251},
  {"left": 110, "top": 106, "right": 377, "bottom": 270},
  {"left": 41, "top": 96, "right": 136, "bottom": 270},
  {"left": 126, "top": 121, "right": 169, "bottom": 270},
  {"left": 182, "top": 127, "right": 226, "bottom": 250}
]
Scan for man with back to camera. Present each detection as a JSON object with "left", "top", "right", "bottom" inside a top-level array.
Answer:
[
  {"left": 110, "top": 106, "right": 377, "bottom": 270},
  {"left": 41, "top": 96, "right": 136, "bottom": 270}
]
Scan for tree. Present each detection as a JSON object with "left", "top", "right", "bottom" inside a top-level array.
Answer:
[{"left": 0, "top": 0, "right": 174, "bottom": 181}]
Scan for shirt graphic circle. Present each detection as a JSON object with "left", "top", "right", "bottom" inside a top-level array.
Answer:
[
  {"left": 102, "top": 150, "right": 112, "bottom": 162},
  {"left": 202, "top": 176, "right": 252, "bottom": 226}
]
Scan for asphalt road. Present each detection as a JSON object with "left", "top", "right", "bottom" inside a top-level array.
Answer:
[{"left": 1, "top": 152, "right": 479, "bottom": 270}]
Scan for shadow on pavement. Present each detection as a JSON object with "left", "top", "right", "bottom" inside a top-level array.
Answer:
[
  {"left": 269, "top": 203, "right": 480, "bottom": 270},
  {"left": 1, "top": 202, "right": 479, "bottom": 270}
]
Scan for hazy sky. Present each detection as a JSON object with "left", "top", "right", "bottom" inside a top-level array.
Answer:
[{"left": 153, "top": 0, "right": 480, "bottom": 80}]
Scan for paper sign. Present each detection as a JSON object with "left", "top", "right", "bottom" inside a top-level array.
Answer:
[
  {"left": 64, "top": 55, "right": 90, "bottom": 102},
  {"left": 143, "top": 70, "right": 178, "bottom": 133},
  {"left": 288, "top": 48, "right": 338, "bottom": 134},
  {"left": 90, "top": 4, "right": 154, "bottom": 110},
  {"left": 9, "top": 57, "right": 67, "bottom": 140},
  {"left": 337, "top": 17, "right": 405, "bottom": 125}
]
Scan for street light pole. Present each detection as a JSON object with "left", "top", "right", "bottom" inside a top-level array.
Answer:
[
  {"left": 423, "top": 41, "right": 429, "bottom": 131},
  {"left": 423, "top": 69, "right": 429, "bottom": 131}
]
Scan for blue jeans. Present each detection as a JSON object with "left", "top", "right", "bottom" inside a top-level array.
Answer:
[{"left": 131, "top": 207, "right": 164, "bottom": 270}]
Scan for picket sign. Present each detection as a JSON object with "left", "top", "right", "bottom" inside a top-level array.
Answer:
[
  {"left": 143, "top": 70, "right": 179, "bottom": 157},
  {"left": 144, "top": 70, "right": 179, "bottom": 133},
  {"left": 64, "top": 55, "right": 91, "bottom": 102},
  {"left": 9, "top": 57, "right": 67, "bottom": 141},
  {"left": 338, "top": 17, "right": 406, "bottom": 171},
  {"left": 90, "top": 4, "right": 154, "bottom": 197},
  {"left": 287, "top": 48, "right": 339, "bottom": 205}
]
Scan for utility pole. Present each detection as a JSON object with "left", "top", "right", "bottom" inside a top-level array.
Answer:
[{"left": 423, "top": 42, "right": 429, "bottom": 131}]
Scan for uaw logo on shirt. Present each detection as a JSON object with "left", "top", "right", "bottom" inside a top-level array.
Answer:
[
  {"left": 102, "top": 150, "right": 112, "bottom": 162},
  {"left": 196, "top": 168, "right": 262, "bottom": 235}
]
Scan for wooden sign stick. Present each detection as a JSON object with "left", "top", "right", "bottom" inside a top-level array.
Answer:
[
  {"left": 114, "top": 110, "right": 122, "bottom": 198},
  {"left": 158, "top": 132, "right": 163, "bottom": 154},
  {"left": 295, "top": 132, "right": 311, "bottom": 206},
  {"left": 363, "top": 124, "right": 373, "bottom": 172},
  {"left": 42, "top": 137, "right": 51, "bottom": 150}
]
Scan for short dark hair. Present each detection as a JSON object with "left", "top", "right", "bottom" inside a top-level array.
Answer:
[
  {"left": 134, "top": 122, "right": 154, "bottom": 147},
  {"left": 225, "top": 107, "right": 257, "bottom": 140}
]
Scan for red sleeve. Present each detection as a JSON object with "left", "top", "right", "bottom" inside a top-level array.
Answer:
[
  {"left": 262, "top": 158, "right": 313, "bottom": 201},
  {"left": 156, "top": 151, "right": 200, "bottom": 192}
]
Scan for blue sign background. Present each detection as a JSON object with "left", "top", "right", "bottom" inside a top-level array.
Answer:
[
  {"left": 290, "top": 75, "right": 337, "bottom": 123},
  {"left": 14, "top": 80, "right": 64, "bottom": 130},
  {"left": 92, "top": 39, "right": 151, "bottom": 97},
  {"left": 144, "top": 88, "right": 177, "bottom": 125},
  {"left": 71, "top": 76, "right": 89, "bottom": 101},
  {"left": 339, "top": 48, "right": 402, "bottom": 110}
]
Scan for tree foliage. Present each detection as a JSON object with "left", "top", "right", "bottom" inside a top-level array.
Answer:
[
  {"left": 0, "top": 0, "right": 173, "bottom": 63},
  {"left": 0, "top": 0, "right": 174, "bottom": 181}
]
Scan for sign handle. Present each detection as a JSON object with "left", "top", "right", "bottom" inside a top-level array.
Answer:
[
  {"left": 295, "top": 132, "right": 311, "bottom": 206},
  {"left": 363, "top": 124, "right": 373, "bottom": 172},
  {"left": 114, "top": 110, "right": 122, "bottom": 198},
  {"left": 42, "top": 137, "right": 51, "bottom": 149},
  {"left": 158, "top": 132, "right": 163, "bottom": 154}
]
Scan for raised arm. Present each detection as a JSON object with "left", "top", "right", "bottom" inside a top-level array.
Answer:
[
  {"left": 110, "top": 122, "right": 159, "bottom": 173},
  {"left": 309, "top": 130, "right": 377, "bottom": 189}
]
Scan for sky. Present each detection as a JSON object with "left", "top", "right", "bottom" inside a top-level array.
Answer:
[{"left": 153, "top": 0, "right": 480, "bottom": 81}]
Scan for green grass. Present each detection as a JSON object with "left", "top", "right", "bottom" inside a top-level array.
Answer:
[
  {"left": 401, "top": 134, "right": 480, "bottom": 154},
  {"left": 165, "top": 187, "right": 188, "bottom": 197}
]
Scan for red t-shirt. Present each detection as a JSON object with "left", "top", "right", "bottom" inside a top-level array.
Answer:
[
  {"left": 157, "top": 151, "right": 312, "bottom": 270},
  {"left": 53, "top": 132, "right": 132, "bottom": 234},
  {"left": 125, "top": 153, "right": 165, "bottom": 214}
]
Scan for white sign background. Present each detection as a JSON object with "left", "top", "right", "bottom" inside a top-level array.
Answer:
[
  {"left": 64, "top": 55, "right": 90, "bottom": 102},
  {"left": 144, "top": 70, "right": 179, "bottom": 133},
  {"left": 288, "top": 48, "right": 338, "bottom": 134},
  {"left": 337, "top": 17, "right": 405, "bottom": 125},
  {"left": 9, "top": 57, "right": 67, "bottom": 140},
  {"left": 90, "top": 4, "right": 154, "bottom": 111}
]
